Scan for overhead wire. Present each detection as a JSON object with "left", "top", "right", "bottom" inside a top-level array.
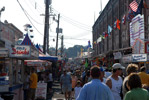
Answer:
[
  {"left": 17, "top": 0, "right": 92, "bottom": 46},
  {"left": 17, "top": 0, "right": 44, "bottom": 36},
  {"left": 52, "top": 7, "right": 92, "bottom": 28},
  {"left": 52, "top": 8, "right": 92, "bottom": 32},
  {"left": 25, "top": 11, "right": 44, "bottom": 25},
  {"left": 22, "top": 0, "right": 44, "bottom": 25},
  {"left": 28, "top": 0, "right": 44, "bottom": 13}
]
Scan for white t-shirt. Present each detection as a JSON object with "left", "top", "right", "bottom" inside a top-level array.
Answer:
[
  {"left": 75, "top": 87, "right": 82, "bottom": 99},
  {"left": 109, "top": 76, "right": 123, "bottom": 100}
]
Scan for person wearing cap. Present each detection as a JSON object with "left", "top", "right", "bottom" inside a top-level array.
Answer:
[
  {"left": 106, "top": 63, "right": 125, "bottom": 100},
  {"left": 76, "top": 65, "right": 114, "bottom": 100}
]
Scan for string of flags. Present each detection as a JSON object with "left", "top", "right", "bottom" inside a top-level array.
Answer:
[{"left": 93, "top": 0, "right": 148, "bottom": 45}]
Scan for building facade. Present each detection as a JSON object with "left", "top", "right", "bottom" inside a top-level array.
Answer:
[{"left": 92, "top": 0, "right": 149, "bottom": 67}]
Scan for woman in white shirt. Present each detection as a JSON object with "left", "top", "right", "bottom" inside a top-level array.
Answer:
[{"left": 74, "top": 81, "right": 82, "bottom": 99}]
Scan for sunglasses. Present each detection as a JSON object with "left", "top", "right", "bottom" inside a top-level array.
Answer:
[{"left": 117, "top": 68, "right": 122, "bottom": 70}]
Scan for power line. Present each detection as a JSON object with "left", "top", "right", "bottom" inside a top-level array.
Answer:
[
  {"left": 61, "top": 17, "right": 92, "bottom": 32},
  {"left": 27, "top": 0, "right": 44, "bottom": 13},
  {"left": 52, "top": 8, "right": 92, "bottom": 31},
  {"left": 25, "top": 11, "right": 44, "bottom": 25},
  {"left": 17, "top": 0, "right": 44, "bottom": 36},
  {"left": 52, "top": 7, "right": 92, "bottom": 28}
]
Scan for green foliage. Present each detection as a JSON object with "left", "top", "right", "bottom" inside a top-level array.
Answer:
[{"left": 49, "top": 45, "right": 88, "bottom": 58}]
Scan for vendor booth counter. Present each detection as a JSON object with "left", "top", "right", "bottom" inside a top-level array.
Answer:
[{"left": 0, "top": 45, "right": 39, "bottom": 100}]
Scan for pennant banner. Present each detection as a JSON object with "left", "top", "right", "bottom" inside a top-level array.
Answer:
[{"left": 108, "top": 25, "right": 112, "bottom": 35}]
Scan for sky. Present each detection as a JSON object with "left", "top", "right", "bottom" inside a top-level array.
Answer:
[{"left": 0, "top": 0, "right": 109, "bottom": 49}]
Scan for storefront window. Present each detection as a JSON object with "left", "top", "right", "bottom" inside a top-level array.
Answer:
[{"left": 0, "top": 58, "right": 9, "bottom": 77}]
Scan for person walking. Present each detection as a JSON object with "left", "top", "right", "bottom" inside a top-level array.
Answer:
[
  {"left": 74, "top": 81, "right": 82, "bottom": 99},
  {"left": 71, "top": 73, "right": 78, "bottom": 98},
  {"left": 138, "top": 66, "right": 149, "bottom": 90},
  {"left": 122, "top": 63, "right": 138, "bottom": 96},
  {"left": 124, "top": 73, "right": 149, "bottom": 100},
  {"left": 23, "top": 71, "right": 30, "bottom": 100},
  {"left": 60, "top": 69, "right": 72, "bottom": 100},
  {"left": 47, "top": 71, "right": 53, "bottom": 93},
  {"left": 106, "top": 63, "right": 125, "bottom": 100},
  {"left": 28, "top": 68, "right": 38, "bottom": 100},
  {"left": 76, "top": 65, "right": 114, "bottom": 100}
]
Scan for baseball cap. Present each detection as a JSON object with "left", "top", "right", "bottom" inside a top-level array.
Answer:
[
  {"left": 112, "top": 63, "right": 125, "bottom": 69},
  {"left": 100, "top": 67, "right": 105, "bottom": 72}
]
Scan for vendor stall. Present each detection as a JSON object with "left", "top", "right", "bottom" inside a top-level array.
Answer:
[
  {"left": 24, "top": 60, "right": 52, "bottom": 72},
  {"left": 0, "top": 33, "right": 39, "bottom": 100}
]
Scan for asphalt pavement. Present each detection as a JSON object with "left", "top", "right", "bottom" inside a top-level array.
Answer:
[{"left": 47, "top": 81, "right": 65, "bottom": 100}]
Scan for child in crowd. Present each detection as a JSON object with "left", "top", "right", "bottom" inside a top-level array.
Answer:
[{"left": 74, "top": 81, "right": 82, "bottom": 99}]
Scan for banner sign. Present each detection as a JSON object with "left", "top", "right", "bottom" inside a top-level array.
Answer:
[
  {"left": 113, "top": 52, "right": 122, "bottom": 60},
  {"left": 145, "top": 41, "right": 149, "bottom": 53},
  {"left": 132, "top": 54, "right": 147, "bottom": 62},
  {"left": 122, "top": 55, "right": 132, "bottom": 63},
  {"left": 130, "top": 14, "right": 144, "bottom": 47},
  {"left": 132, "top": 38, "right": 144, "bottom": 54},
  {"left": 36, "top": 82, "right": 47, "bottom": 99},
  {"left": 9, "top": 45, "right": 31, "bottom": 57}
]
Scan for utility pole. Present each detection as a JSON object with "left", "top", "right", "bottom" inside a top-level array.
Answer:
[
  {"left": 55, "top": 14, "right": 60, "bottom": 56},
  {"left": 61, "top": 35, "right": 63, "bottom": 57},
  {"left": 43, "top": 0, "right": 51, "bottom": 54}
]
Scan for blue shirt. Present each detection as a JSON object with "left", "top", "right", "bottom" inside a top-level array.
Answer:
[
  {"left": 60, "top": 74, "right": 72, "bottom": 87},
  {"left": 76, "top": 79, "right": 114, "bottom": 100}
]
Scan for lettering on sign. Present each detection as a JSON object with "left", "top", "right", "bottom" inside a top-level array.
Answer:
[
  {"left": 132, "top": 54, "right": 147, "bottom": 62},
  {"left": 9, "top": 45, "right": 31, "bottom": 57},
  {"left": 11, "top": 47, "right": 29, "bottom": 55}
]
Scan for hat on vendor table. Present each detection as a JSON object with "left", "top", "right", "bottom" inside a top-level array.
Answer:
[{"left": 112, "top": 63, "right": 125, "bottom": 69}]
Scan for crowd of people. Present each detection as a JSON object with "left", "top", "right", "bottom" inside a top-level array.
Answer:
[
  {"left": 23, "top": 68, "right": 53, "bottom": 100},
  {"left": 59, "top": 63, "right": 149, "bottom": 100},
  {"left": 22, "top": 63, "right": 149, "bottom": 100}
]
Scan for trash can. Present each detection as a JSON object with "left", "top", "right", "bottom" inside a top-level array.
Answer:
[{"left": 0, "top": 92, "right": 15, "bottom": 100}]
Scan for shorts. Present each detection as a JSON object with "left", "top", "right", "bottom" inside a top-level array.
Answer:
[
  {"left": 72, "top": 88, "right": 74, "bottom": 91},
  {"left": 28, "top": 88, "right": 36, "bottom": 100},
  {"left": 62, "top": 84, "right": 72, "bottom": 93}
]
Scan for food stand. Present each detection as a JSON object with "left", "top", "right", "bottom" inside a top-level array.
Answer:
[{"left": 0, "top": 44, "right": 39, "bottom": 100}]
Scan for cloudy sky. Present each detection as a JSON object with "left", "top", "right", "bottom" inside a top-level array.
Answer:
[{"left": 0, "top": 0, "right": 109, "bottom": 48}]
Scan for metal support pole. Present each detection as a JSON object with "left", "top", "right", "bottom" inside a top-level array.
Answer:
[
  {"left": 55, "top": 14, "right": 60, "bottom": 56},
  {"left": 61, "top": 35, "right": 63, "bottom": 57},
  {"left": 43, "top": 0, "right": 50, "bottom": 54}
]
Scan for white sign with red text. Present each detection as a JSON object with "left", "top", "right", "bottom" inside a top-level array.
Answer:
[
  {"left": 35, "top": 82, "right": 47, "bottom": 99},
  {"left": 9, "top": 45, "right": 31, "bottom": 57}
]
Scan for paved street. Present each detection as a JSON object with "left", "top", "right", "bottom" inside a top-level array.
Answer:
[
  {"left": 47, "top": 81, "right": 75, "bottom": 100},
  {"left": 47, "top": 81, "right": 65, "bottom": 100}
]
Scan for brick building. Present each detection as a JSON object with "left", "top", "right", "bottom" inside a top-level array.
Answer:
[{"left": 92, "top": 0, "right": 149, "bottom": 67}]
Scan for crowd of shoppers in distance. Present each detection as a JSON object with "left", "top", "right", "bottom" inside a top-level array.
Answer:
[
  {"left": 24, "top": 62, "right": 149, "bottom": 100},
  {"left": 66, "top": 63, "right": 149, "bottom": 100}
]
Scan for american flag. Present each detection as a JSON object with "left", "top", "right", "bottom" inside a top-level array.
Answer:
[{"left": 129, "top": 0, "right": 138, "bottom": 12}]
